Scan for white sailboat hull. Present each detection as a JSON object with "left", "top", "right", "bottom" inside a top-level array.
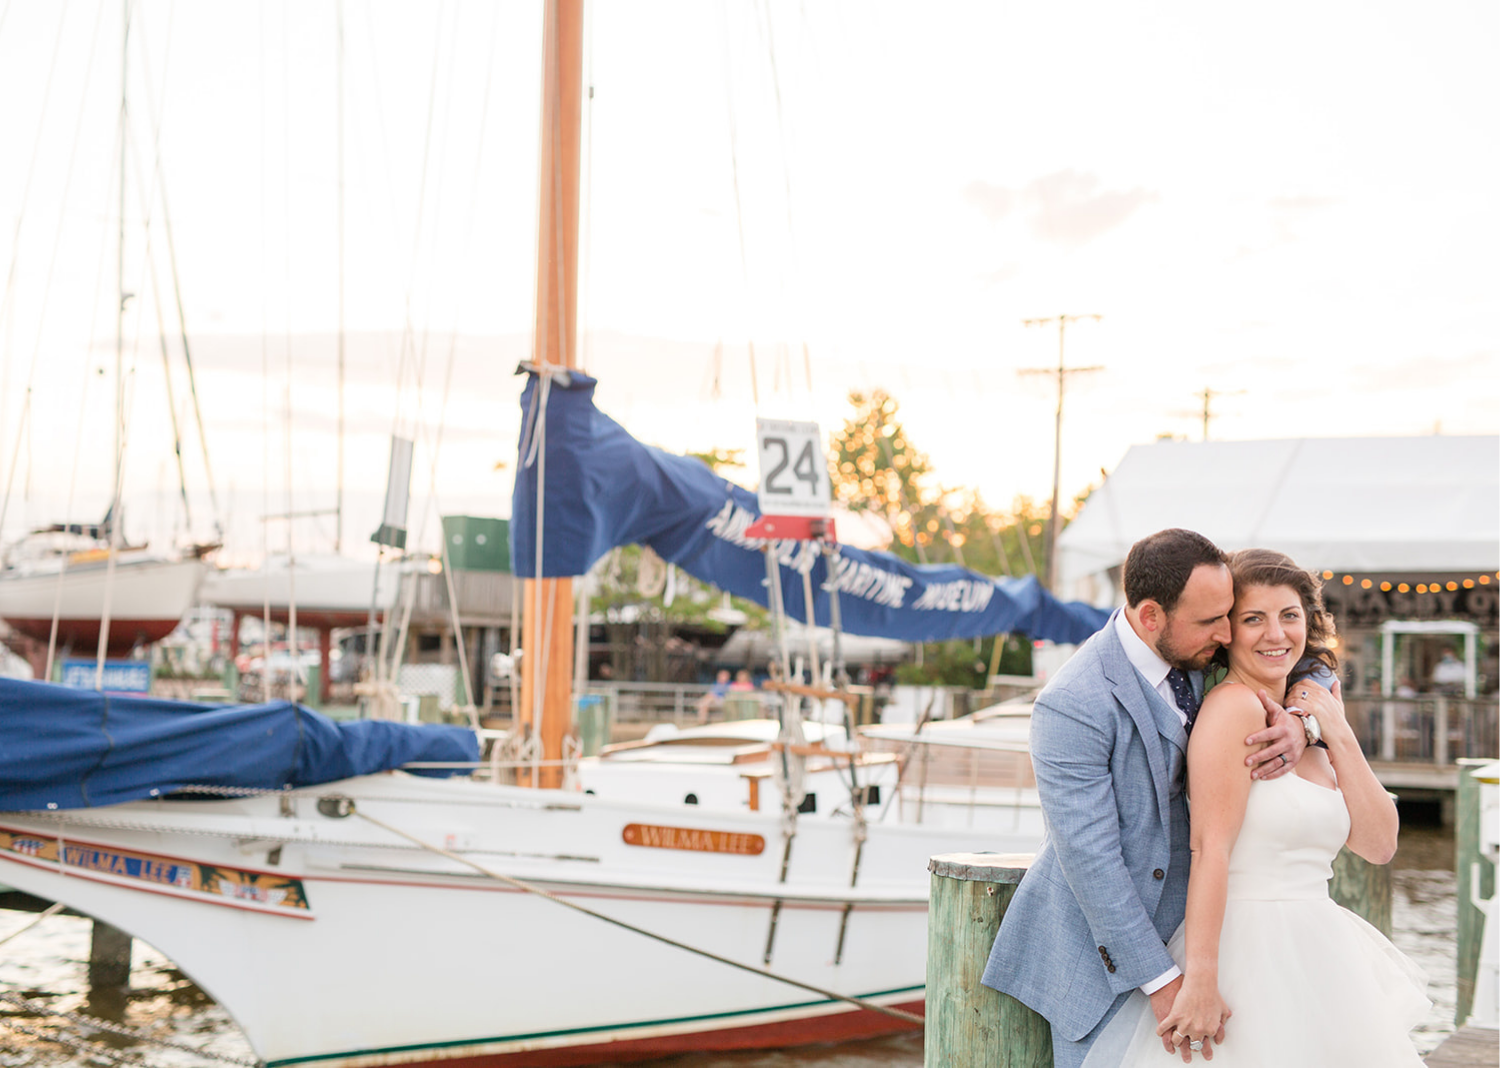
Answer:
[
  {"left": 0, "top": 554, "right": 208, "bottom": 652},
  {"left": 0, "top": 772, "right": 1033, "bottom": 1066}
]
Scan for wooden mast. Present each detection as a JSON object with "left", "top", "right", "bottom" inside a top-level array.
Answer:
[{"left": 519, "top": 0, "right": 584, "bottom": 789}]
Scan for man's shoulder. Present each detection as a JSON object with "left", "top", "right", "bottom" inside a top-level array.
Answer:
[{"left": 1037, "top": 622, "right": 1121, "bottom": 703}]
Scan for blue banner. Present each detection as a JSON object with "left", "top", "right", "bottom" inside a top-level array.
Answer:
[{"left": 510, "top": 369, "right": 1109, "bottom": 645}]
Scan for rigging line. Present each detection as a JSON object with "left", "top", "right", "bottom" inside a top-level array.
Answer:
[
  {"left": 0, "top": 0, "right": 110, "bottom": 540},
  {"left": 351, "top": 805, "right": 924, "bottom": 1025},
  {"left": 259, "top": 0, "right": 271, "bottom": 704},
  {"left": 411, "top": 0, "right": 463, "bottom": 423},
  {"left": 406, "top": 0, "right": 466, "bottom": 555},
  {"left": 335, "top": 0, "right": 345, "bottom": 552},
  {"left": 358, "top": 2, "right": 418, "bottom": 445},
  {"left": 754, "top": 0, "right": 812, "bottom": 397},
  {"left": 134, "top": 1, "right": 222, "bottom": 540},
  {"left": 96, "top": 0, "right": 138, "bottom": 686},
  {"left": 44, "top": 92, "right": 120, "bottom": 684},
  {"left": 718, "top": 0, "right": 758, "bottom": 408},
  {"left": 0, "top": 902, "right": 65, "bottom": 948},
  {"left": 389, "top": 0, "right": 450, "bottom": 448},
  {"left": 282, "top": 0, "right": 298, "bottom": 685},
  {"left": 0, "top": 0, "right": 76, "bottom": 399}
]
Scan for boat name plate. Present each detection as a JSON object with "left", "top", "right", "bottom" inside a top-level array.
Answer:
[
  {"left": 0, "top": 825, "right": 312, "bottom": 916},
  {"left": 621, "top": 823, "right": 765, "bottom": 856}
]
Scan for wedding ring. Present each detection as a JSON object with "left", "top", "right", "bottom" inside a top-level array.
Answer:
[
  {"left": 1172, "top": 1031, "right": 1186, "bottom": 1043},
  {"left": 1279, "top": 753, "right": 1288, "bottom": 766},
  {"left": 1190, "top": 1039, "right": 1204, "bottom": 1052}
]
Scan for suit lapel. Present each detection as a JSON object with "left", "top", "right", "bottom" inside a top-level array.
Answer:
[{"left": 1098, "top": 612, "right": 1175, "bottom": 828}]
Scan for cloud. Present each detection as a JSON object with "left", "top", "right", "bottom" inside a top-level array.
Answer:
[
  {"left": 1269, "top": 195, "right": 1339, "bottom": 212},
  {"left": 1351, "top": 350, "right": 1498, "bottom": 392},
  {"left": 963, "top": 180, "right": 1014, "bottom": 222},
  {"left": 1024, "top": 170, "right": 1158, "bottom": 247}
]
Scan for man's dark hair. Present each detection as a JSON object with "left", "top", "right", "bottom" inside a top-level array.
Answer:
[{"left": 1122, "top": 528, "right": 1228, "bottom": 611}]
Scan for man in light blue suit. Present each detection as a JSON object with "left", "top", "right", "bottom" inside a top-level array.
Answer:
[{"left": 982, "top": 529, "right": 1306, "bottom": 1067}]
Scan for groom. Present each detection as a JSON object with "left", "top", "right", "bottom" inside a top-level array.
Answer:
[{"left": 981, "top": 528, "right": 1306, "bottom": 1067}]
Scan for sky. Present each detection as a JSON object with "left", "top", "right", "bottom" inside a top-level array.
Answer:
[{"left": 0, "top": 0, "right": 1495, "bottom": 565}]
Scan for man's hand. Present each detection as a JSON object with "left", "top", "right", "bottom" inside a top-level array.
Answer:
[
  {"left": 1244, "top": 690, "right": 1307, "bottom": 779},
  {"left": 1155, "top": 977, "right": 1230, "bottom": 1063},
  {"left": 1149, "top": 975, "right": 1185, "bottom": 1055}
]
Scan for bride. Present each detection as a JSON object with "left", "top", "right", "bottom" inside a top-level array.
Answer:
[{"left": 1084, "top": 548, "right": 1429, "bottom": 1066}]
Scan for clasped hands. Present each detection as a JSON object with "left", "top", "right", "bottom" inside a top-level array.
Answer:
[{"left": 1151, "top": 975, "right": 1230, "bottom": 1062}]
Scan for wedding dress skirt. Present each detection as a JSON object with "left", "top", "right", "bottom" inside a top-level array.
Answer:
[{"left": 1083, "top": 773, "right": 1429, "bottom": 1067}]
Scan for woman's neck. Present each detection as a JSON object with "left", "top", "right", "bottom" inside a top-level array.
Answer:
[{"left": 1223, "top": 664, "right": 1289, "bottom": 696}]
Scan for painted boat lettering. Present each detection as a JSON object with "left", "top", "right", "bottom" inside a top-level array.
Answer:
[
  {"left": 621, "top": 823, "right": 765, "bottom": 855},
  {"left": 0, "top": 828, "right": 309, "bottom": 912}
]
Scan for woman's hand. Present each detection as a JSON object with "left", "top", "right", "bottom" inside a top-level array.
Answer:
[
  {"left": 1155, "top": 977, "right": 1230, "bottom": 1062},
  {"left": 1290, "top": 678, "right": 1351, "bottom": 743}
]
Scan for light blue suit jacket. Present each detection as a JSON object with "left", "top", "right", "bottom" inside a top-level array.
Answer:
[{"left": 981, "top": 610, "right": 1194, "bottom": 1042}]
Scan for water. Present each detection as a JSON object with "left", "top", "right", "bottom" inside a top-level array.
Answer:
[{"left": 0, "top": 825, "right": 1461, "bottom": 1066}]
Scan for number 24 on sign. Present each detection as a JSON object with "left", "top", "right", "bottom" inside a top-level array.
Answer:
[{"left": 755, "top": 418, "right": 830, "bottom": 519}]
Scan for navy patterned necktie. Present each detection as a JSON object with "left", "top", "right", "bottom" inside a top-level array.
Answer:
[{"left": 1166, "top": 668, "right": 1200, "bottom": 731}]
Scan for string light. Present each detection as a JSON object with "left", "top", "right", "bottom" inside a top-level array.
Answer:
[{"left": 1315, "top": 570, "right": 1498, "bottom": 596}]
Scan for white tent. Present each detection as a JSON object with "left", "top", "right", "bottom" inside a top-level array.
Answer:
[{"left": 1058, "top": 435, "right": 1499, "bottom": 602}]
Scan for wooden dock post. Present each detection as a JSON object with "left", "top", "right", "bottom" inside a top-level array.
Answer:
[
  {"left": 925, "top": 853, "right": 1050, "bottom": 1068},
  {"left": 88, "top": 919, "right": 132, "bottom": 990},
  {"left": 1456, "top": 758, "right": 1496, "bottom": 1026},
  {"left": 1330, "top": 845, "right": 1392, "bottom": 936}
]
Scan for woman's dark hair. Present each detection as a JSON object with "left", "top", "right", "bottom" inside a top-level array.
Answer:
[
  {"left": 1122, "top": 528, "right": 1228, "bottom": 611},
  {"left": 1211, "top": 548, "right": 1338, "bottom": 684}
]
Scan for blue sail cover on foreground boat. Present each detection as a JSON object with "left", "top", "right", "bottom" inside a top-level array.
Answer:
[
  {"left": 511, "top": 368, "right": 1110, "bottom": 644},
  {"left": 0, "top": 677, "right": 479, "bottom": 811}
]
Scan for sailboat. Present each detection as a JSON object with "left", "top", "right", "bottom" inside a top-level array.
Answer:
[
  {"left": 0, "top": 8, "right": 215, "bottom": 674},
  {"left": 0, "top": 5, "right": 1109, "bottom": 1066}
]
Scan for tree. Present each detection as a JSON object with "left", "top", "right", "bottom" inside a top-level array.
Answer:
[{"left": 830, "top": 390, "right": 940, "bottom": 561}]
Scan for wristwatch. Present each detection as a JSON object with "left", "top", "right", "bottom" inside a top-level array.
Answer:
[{"left": 1289, "top": 709, "right": 1323, "bottom": 748}]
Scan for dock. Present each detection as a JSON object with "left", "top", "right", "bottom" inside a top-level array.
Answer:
[{"left": 1425, "top": 1027, "right": 1498, "bottom": 1067}]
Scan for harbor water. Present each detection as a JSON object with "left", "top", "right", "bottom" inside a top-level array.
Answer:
[{"left": 0, "top": 825, "right": 1461, "bottom": 1066}]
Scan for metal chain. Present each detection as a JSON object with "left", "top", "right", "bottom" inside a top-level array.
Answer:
[
  {"left": 0, "top": 992, "right": 262, "bottom": 1067},
  {"left": 1, "top": 1018, "right": 148, "bottom": 1066}
]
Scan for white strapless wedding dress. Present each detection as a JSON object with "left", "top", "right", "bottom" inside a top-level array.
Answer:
[{"left": 1083, "top": 772, "right": 1429, "bottom": 1067}]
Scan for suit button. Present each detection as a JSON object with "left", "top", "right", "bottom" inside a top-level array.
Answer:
[
  {"left": 1106, "top": 964, "right": 1116, "bottom": 973},
  {"left": 1153, "top": 869, "right": 1165, "bottom": 880},
  {"left": 1098, "top": 946, "right": 1108, "bottom": 957}
]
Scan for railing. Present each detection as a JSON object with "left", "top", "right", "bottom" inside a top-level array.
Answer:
[{"left": 1343, "top": 695, "right": 1499, "bottom": 765}]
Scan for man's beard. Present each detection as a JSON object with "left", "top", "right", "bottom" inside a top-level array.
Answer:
[{"left": 1157, "top": 620, "right": 1219, "bottom": 672}]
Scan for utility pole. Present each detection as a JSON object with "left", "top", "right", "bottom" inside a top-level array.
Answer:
[
  {"left": 1193, "top": 386, "right": 1244, "bottom": 441},
  {"left": 1020, "top": 314, "right": 1102, "bottom": 592}
]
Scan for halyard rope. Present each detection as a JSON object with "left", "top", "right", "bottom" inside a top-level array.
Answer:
[{"left": 350, "top": 804, "right": 924, "bottom": 1025}]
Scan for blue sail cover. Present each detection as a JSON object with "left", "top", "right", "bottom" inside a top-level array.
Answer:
[
  {"left": 511, "top": 369, "right": 1109, "bottom": 645},
  {"left": 0, "top": 677, "right": 479, "bottom": 811}
]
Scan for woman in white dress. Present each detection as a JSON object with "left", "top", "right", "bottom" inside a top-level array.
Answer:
[{"left": 1084, "top": 549, "right": 1429, "bottom": 1066}]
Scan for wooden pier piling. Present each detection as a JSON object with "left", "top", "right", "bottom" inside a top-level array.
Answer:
[
  {"left": 1331, "top": 844, "right": 1393, "bottom": 935},
  {"left": 87, "top": 919, "right": 132, "bottom": 990},
  {"left": 925, "top": 853, "right": 1050, "bottom": 1068},
  {"left": 1455, "top": 758, "right": 1495, "bottom": 1027}
]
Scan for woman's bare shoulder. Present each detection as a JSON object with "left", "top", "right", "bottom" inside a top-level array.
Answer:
[{"left": 1195, "top": 682, "right": 1266, "bottom": 739}]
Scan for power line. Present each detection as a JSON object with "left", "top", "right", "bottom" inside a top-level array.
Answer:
[{"left": 1019, "top": 314, "right": 1102, "bottom": 592}]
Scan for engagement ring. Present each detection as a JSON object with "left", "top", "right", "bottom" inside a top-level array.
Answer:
[{"left": 1190, "top": 1039, "right": 1204, "bottom": 1052}]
